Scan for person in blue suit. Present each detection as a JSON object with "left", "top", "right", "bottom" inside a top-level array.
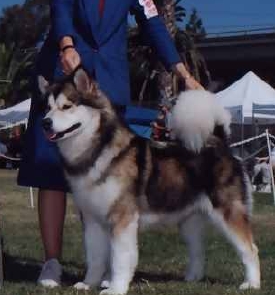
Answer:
[{"left": 18, "top": 0, "right": 203, "bottom": 287}]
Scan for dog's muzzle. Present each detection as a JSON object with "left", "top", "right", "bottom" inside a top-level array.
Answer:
[{"left": 42, "top": 117, "right": 81, "bottom": 141}]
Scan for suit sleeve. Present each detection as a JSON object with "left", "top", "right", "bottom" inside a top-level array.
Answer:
[
  {"left": 130, "top": 0, "right": 181, "bottom": 70},
  {"left": 50, "top": 0, "right": 77, "bottom": 42}
]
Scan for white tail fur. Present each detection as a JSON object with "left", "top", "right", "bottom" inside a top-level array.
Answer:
[{"left": 170, "top": 90, "right": 231, "bottom": 153}]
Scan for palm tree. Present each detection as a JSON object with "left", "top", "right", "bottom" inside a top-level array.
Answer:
[
  {"left": 175, "top": 29, "right": 210, "bottom": 83},
  {"left": 155, "top": 0, "right": 177, "bottom": 102},
  {"left": 154, "top": 0, "right": 211, "bottom": 103},
  {"left": 0, "top": 43, "right": 36, "bottom": 106},
  {"left": 185, "top": 8, "right": 206, "bottom": 40},
  {"left": 0, "top": 0, "right": 50, "bottom": 107},
  {"left": 128, "top": 0, "right": 210, "bottom": 105},
  {"left": 155, "top": 0, "right": 178, "bottom": 38}
]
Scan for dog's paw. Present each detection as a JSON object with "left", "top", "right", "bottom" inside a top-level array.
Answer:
[
  {"left": 239, "top": 281, "right": 260, "bottom": 290},
  {"left": 38, "top": 279, "right": 60, "bottom": 288},
  {"left": 73, "top": 281, "right": 90, "bottom": 290},
  {"left": 99, "top": 287, "right": 127, "bottom": 295},
  {"left": 100, "top": 280, "right": 110, "bottom": 289}
]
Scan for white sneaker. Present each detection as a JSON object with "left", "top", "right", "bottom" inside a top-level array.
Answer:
[{"left": 37, "top": 258, "right": 62, "bottom": 288}]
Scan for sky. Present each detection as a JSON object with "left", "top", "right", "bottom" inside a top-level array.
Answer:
[
  {"left": 0, "top": 0, "right": 275, "bottom": 35},
  {"left": 0, "top": 0, "right": 24, "bottom": 11},
  {"left": 183, "top": 0, "right": 275, "bottom": 35}
]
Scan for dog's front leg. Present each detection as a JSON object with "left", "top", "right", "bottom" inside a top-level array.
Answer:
[
  {"left": 100, "top": 213, "right": 139, "bottom": 295},
  {"left": 74, "top": 216, "right": 109, "bottom": 290}
]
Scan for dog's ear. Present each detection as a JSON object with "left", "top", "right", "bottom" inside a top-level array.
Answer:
[
  {"left": 38, "top": 75, "right": 49, "bottom": 94},
  {"left": 73, "top": 68, "right": 95, "bottom": 94}
]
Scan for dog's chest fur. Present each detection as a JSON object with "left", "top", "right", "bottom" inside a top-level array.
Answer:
[
  {"left": 66, "top": 149, "right": 124, "bottom": 220},
  {"left": 68, "top": 173, "right": 122, "bottom": 221}
]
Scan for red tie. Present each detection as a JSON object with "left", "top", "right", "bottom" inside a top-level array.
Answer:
[{"left": 99, "top": 0, "right": 105, "bottom": 17}]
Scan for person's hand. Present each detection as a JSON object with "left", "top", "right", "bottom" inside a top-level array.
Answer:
[
  {"left": 184, "top": 75, "right": 204, "bottom": 90},
  {"left": 172, "top": 62, "right": 204, "bottom": 90},
  {"left": 60, "top": 47, "right": 81, "bottom": 75}
]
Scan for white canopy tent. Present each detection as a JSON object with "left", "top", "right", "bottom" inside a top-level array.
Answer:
[
  {"left": 217, "top": 72, "right": 275, "bottom": 203},
  {"left": 216, "top": 71, "right": 275, "bottom": 151},
  {"left": 0, "top": 98, "right": 31, "bottom": 129},
  {"left": 0, "top": 99, "right": 34, "bottom": 208},
  {"left": 216, "top": 71, "right": 275, "bottom": 124}
]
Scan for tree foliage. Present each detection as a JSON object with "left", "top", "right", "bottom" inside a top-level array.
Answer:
[
  {"left": 185, "top": 8, "right": 206, "bottom": 39},
  {"left": 0, "top": 43, "right": 35, "bottom": 106},
  {"left": 0, "top": 0, "right": 209, "bottom": 106},
  {"left": 129, "top": 0, "right": 210, "bottom": 105},
  {"left": 0, "top": 0, "right": 49, "bottom": 105},
  {"left": 0, "top": 0, "right": 49, "bottom": 49}
]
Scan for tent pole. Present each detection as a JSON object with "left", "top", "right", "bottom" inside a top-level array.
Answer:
[
  {"left": 266, "top": 129, "right": 275, "bottom": 205},
  {"left": 241, "top": 116, "right": 244, "bottom": 158},
  {"left": 29, "top": 187, "right": 34, "bottom": 208},
  {"left": 0, "top": 236, "right": 3, "bottom": 288}
]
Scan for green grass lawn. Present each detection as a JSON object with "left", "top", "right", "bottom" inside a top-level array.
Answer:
[{"left": 1, "top": 169, "right": 275, "bottom": 295}]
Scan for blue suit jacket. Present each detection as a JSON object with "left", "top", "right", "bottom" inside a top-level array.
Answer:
[
  {"left": 39, "top": 0, "right": 180, "bottom": 106},
  {"left": 18, "top": 0, "right": 181, "bottom": 190}
]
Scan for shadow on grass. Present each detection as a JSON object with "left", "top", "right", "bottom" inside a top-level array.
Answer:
[
  {"left": 134, "top": 271, "right": 221, "bottom": 285},
  {"left": 134, "top": 271, "right": 184, "bottom": 283},
  {"left": 3, "top": 254, "right": 80, "bottom": 285},
  {"left": 3, "top": 254, "right": 223, "bottom": 287}
]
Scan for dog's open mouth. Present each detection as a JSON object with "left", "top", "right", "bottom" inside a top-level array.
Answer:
[{"left": 45, "top": 122, "right": 81, "bottom": 141}]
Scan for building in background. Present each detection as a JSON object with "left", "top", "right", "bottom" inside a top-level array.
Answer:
[{"left": 198, "top": 30, "right": 275, "bottom": 91}]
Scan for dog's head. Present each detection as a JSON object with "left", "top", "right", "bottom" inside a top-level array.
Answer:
[{"left": 39, "top": 68, "right": 114, "bottom": 142}]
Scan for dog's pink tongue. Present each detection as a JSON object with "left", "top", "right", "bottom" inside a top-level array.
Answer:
[
  {"left": 45, "top": 132, "right": 57, "bottom": 141},
  {"left": 49, "top": 133, "right": 57, "bottom": 140}
]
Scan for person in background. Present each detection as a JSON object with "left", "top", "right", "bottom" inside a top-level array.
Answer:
[
  {"left": 7, "top": 126, "right": 23, "bottom": 169},
  {"left": 253, "top": 159, "right": 271, "bottom": 191},
  {"left": 0, "top": 139, "right": 7, "bottom": 156},
  {"left": 0, "top": 138, "right": 8, "bottom": 169},
  {"left": 253, "top": 146, "right": 275, "bottom": 191},
  {"left": 18, "top": 0, "right": 203, "bottom": 287},
  {"left": 255, "top": 146, "right": 275, "bottom": 168}
]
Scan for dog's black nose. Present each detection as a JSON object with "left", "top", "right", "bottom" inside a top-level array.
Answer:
[{"left": 42, "top": 118, "right": 53, "bottom": 131}]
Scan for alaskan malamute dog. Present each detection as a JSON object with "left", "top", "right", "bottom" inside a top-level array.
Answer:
[{"left": 39, "top": 68, "right": 260, "bottom": 295}]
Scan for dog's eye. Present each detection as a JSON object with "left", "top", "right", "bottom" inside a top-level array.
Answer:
[{"left": 62, "top": 104, "right": 72, "bottom": 110}]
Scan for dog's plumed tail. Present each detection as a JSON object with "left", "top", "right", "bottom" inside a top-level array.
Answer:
[{"left": 171, "top": 90, "right": 231, "bottom": 153}]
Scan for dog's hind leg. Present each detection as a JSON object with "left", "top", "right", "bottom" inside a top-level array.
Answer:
[
  {"left": 209, "top": 206, "right": 260, "bottom": 290},
  {"left": 74, "top": 216, "right": 109, "bottom": 290},
  {"left": 100, "top": 213, "right": 139, "bottom": 295},
  {"left": 179, "top": 213, "right": 206, "bottom": 282}
]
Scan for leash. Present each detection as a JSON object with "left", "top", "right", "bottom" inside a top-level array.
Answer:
[{"left": 0, "top": 153, "right": 21, "bottom": 161}]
